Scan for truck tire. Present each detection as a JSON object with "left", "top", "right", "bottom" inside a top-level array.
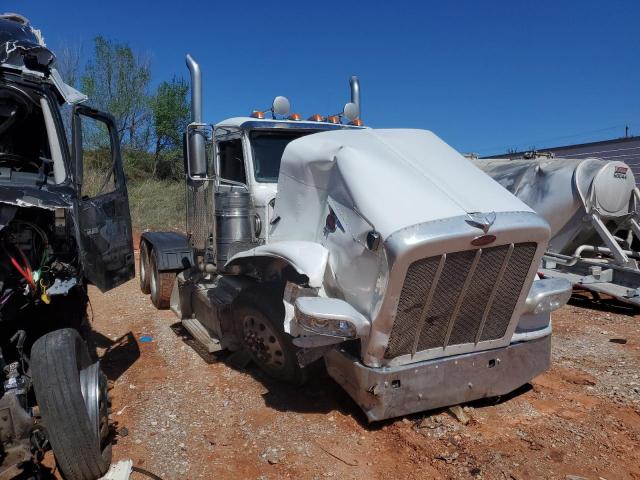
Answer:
[
  {"left": 150, "top": 250, "right": 174, "bottom": 310},
  {"left": 139, "top": 240, "right": 151, "bottom": 294},
  {"left": 234, "top": 291, "right": 308, "bottom": 385},
  {"left": 31, "top": 328, "right": 111, "bottom": 480}
]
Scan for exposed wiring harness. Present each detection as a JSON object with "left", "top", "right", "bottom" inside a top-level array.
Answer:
[{"left": 6, "top": 245, "right": 36, "bottom": 290}]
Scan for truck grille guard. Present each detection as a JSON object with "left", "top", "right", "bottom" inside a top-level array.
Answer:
[
  {"left": 384, "top": 242, "right": 537, "bottom": 359},
  {"left": 362, "top": 212, "right": 550, "bottom": 368}
]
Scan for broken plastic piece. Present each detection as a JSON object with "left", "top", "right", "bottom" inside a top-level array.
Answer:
[{"left": 46, "top": 277, "right": 77, "bottom": 296}]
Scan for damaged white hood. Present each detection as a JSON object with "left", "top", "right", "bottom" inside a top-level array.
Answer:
[{"left": 270, "top": 128, "right": 534, "bottom": 241}]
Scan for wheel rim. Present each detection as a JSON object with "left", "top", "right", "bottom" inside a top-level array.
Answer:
[
  {"left": 140, "top": 251, "right": 147, "bottom": 284},
  {"left": 150, "top": 261, "right": 157, "bottom": 297},
  {"left": 79, "top": 362, "right": 109, "bottom": 449},
  {"left": 243, "top": 314, "right": 285, "bottom": 370}
]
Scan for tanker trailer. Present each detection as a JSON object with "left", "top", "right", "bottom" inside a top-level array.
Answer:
[{"left": 473, "top": 155, "right": 640, "bottom": 307}]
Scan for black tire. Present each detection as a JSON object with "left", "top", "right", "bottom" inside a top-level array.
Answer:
[
  {"left": 234, "top": 291, "right": 308, "bottom": 384},
  {"left": 139, "top": 240, "right": 151, "bottom": 295},
  {"left": 31, "top": 329, "right": 111, "bottom": 480},
  {"left": 150, "top": 250, "right": 174, "bottom": 310}
]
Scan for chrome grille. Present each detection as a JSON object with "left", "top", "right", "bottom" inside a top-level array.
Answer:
[{"left": 384, "top": 242, "right": 537, "bottom": 359}]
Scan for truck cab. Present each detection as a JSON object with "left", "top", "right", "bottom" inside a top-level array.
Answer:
[
  {"left": 213, "top": 116, "right": 362, "bottom": 244},
  {"left": 140, "top": 55, "right": 572, "bottom": 422}
]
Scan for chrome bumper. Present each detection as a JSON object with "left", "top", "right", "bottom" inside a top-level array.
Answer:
[{"left": 325, "top": 334, "right": 551, "bottom": 422}]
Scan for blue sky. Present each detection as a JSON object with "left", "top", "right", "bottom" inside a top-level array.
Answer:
[{"left": 4, "top": 1, "right": 638, "bottom": 155}]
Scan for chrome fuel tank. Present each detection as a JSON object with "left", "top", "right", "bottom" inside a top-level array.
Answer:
[{"left": 215, "top": 189, "right": 256, "bottom": 267}]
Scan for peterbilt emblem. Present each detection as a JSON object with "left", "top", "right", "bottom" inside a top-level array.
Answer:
[
  {"left": 465, "top": 211, "right": 496, "bottom": 234},
  {"left": 472, "top": 234, "right": 497, "bottom": 246}
]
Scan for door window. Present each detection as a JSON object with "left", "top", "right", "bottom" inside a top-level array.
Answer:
[
  {"left": 77, "top": 114, "right": 117, "bottom": 197},
  {"left": 218, "top": 138, "right": 246, "bottom": 184}
]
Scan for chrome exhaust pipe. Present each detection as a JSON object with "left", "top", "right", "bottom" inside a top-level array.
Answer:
[
  {"left": 186, "top": 54, "right": 203, "bottom": 123},
  {"left": 349, "top": 75, "right": 360, "bottom": 119}
]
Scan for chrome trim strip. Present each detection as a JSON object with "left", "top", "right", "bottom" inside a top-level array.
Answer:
[
  {"left": 443, "top": 248, "right": 482, "bottom": 348},
  {"left": 475, "top": 243, "right": 514, "bottom": 344},
  {"left": 511, "top": 323, "right": 552, "bottom": 342},
  {"left": 411, "top": 253, "right": 447, "bottom": 357}
]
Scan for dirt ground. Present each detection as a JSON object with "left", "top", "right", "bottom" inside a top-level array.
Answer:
[{"left": 60, "top": 256, "right": 640, "bottom": 480}]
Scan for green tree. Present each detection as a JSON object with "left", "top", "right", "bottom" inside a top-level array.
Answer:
[
  {"left": 81, "top": 36, "right": 151, "bottom": 149},
  {"left": 150, "top": 77, "right": 190, "bottom": 179}
]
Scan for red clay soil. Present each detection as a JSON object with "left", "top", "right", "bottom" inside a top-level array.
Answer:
[{"left": 46, "top": 256, "right": 640, "bottom": 480}]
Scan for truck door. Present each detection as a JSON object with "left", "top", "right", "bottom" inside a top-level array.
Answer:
[{"left": 72, "top": 105, "right": 134, "bottom": 292}]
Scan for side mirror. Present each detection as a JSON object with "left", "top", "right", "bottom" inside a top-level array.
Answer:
[
  {"left": 272, "top": 96, "right": 290, "bottom": 117},
  {"left": 186, "top": 123, "right": 212, "bottom": 178},
  {"left": 343, "top": 102, "right": 359, "bottom": 122}
]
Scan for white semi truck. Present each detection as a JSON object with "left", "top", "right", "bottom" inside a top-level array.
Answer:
[{"left": 140, "top": 55, "right": 571, "bottom": 421}]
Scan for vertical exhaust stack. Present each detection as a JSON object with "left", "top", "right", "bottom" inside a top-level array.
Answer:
[
  {"left": 184, "top": 54, "right": 213, "bottom": 271},
  {"left": 350, "top": 75, "right": 360, "bottom": 119},
  {"left": 185, "top": 54, "right": 207, "bottom": 177}
]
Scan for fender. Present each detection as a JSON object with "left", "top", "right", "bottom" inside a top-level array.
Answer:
[
  {"left": 140, "top": 231, "right": 193, "bottom": 271},
  {"left": 226, "top": 241, "right": 328, "bottom": 288}
]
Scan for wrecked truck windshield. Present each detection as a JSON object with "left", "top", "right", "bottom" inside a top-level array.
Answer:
[
  {"left": 0, "top": 85, "right": 64, "bottom": 185},
  {"left": 249, "top": 130, "right": 312, "bottom": 182}
]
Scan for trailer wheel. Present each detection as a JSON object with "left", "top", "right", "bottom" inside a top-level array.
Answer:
[
  {"left": 139, "top": 240, "right": 151, "bottom": 294},
  {"left": 235, "top": 292, "right": 308, "bottom": 384},
  {"left": 31, "top": 329, "right": 111, "bottom": 480},
  {"left": 150, "top": 250, "right": 174, "bottom": 310}
]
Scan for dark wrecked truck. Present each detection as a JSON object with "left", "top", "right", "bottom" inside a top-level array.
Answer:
[{"left": 0, "top": 14, "right": 133, "bottom": 479}]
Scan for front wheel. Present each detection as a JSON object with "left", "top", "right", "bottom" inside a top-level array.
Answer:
[
  {"left": 31, "top": 328, "right": 111, "bottom": 480},
  {"left": 234, "top": 292, "right": 308, "bottom": 384}
]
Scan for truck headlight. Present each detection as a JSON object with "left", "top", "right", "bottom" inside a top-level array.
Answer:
[
  {"left": 523, "top": 278, "right": 572, "bottom": 315},
  {"left": 294, "top": 297, "right": 371, "bottom": 339}
]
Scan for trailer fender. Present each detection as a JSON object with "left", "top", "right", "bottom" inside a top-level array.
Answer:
[
  {"left": 140, "top": 231, "right": 193, "bottom": 271},
  {"left": 226, "top": 241, "right": 328, "bottom": 288}
]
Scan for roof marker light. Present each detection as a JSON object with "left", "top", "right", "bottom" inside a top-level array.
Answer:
[
  {"left": 288, "top": 113, "right": 301, "bottom": 121},
  {"left": 250, "top": 110, "right": 265, "bottom": 119},
  {"left": 349, "top": 119, "right": 363, "bottom": 126},
  {"left": 308, "top": 114, "right": 325, "bottom": 122},
  {"left": 327, "top": 115, "right": 340, "bottom": 124}
]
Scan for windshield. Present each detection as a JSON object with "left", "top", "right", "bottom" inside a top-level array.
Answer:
[
  {"left": 0, "top": 84, "right": 62, "bottom": 185},
  {"left": 249, "top": 130, "right": 313, "bottom": 183}
]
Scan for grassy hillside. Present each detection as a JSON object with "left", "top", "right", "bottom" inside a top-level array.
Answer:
[
  {"left": 84, "top": 150, "right": 185, "bottom": 232},
  {"left": 127, "top": 178, "right": 185, "bottom": 231}
]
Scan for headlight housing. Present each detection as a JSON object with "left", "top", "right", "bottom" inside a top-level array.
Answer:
[
  {"left": 294, "top": 297, "right": 371, "bottom": 339},
  {"left": 523, "top": 278, "right": 572, "bottom": 315}
]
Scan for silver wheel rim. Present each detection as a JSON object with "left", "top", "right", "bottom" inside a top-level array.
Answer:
[
  {"left": 140, "top": 251, "right": 147, "bottom": 284},
  {"left": 79, "top": 362, "right": 109, "bottom": 448},
  {"left": 150, "top": 262, "right": 157, "bottom": 297},
  {"left": 243, "top": 314, "right": 285, "bottom": 370}
]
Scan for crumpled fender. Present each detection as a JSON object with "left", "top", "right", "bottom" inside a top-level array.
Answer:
[{"left": 225, "top": 241, "right": 328, "bottom": 288}]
